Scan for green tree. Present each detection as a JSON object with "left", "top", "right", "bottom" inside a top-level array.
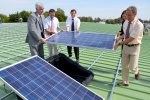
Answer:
[
  {"left": 55, "top": 8, "right": 67, "bottom": 22},
  {"left": 94, "top": 17, "right": 101, "bottom": 22},
  {"left": 9, "top": 11, "right": 21, "bottom": 22},
  {"left": 16, "top": 12, "right": 20, "bottom": 22},
  {"left": 106, "top": 19, "right": 116, "bottom": 24},
  {"left": 105, "top": 19, "right": 110, "bottom": 24},
  {"left": 44, "top": 11, "right": 49, "bottom": 18},
  {"left": 87, "top": 16, "right": 93, "bottom": 22},
  {"left": 0, "top": 14, "right": 9, "bottom": 23},
  {"left": 114, "top": 18, "right": 121, "bottom": 24},
  {"left": 20, "top": 11, "right": 32, "bottom": 22},
  {"left": 9, "top": 13, "right": 18, "bottom": 22},
  {"left": 79, "top": 16, "right": 94, "bottom": 22}
]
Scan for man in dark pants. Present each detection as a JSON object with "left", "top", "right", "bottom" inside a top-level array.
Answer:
[{"left": 66, "top": 9, "right": 81, "bottom": 63}]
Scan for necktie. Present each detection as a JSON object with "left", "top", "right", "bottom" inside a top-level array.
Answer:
[
  {"left": 39, "top": 16, "right": 44, "bottom": 38},
  {"left": 51, "top": 19, "right": 54, "bottom": 32},
  {"left": 71, "top": 19, "right": 74, "bottom": 31},
  {"left": 125, "top": 22, "right": 131, "bottom": 39}
]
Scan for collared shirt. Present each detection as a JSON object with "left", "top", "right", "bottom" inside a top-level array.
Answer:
[
  {"left": 66, "top": 16, "right": 80, "bottom": 31},
  {"left": 37, "top": 14, "right": 41, "bottom": 18},
  {"left": 37, "top": 14, "right": 44, "bottom": 33},
  {"left": 123, "top": 16, "right": 144, "bottom": 44},
  {"left": 44, "top": 16, "right": 60, "bottom": 35}
]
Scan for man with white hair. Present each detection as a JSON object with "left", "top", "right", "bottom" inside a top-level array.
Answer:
[
  {"left": 115, "top": 6, "right": 144, "bottom": 86},
  {"left": 25, "top": 2, "right": 45, "bottom": 59}
]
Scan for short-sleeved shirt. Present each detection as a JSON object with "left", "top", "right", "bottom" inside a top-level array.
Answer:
[
  {"left": 66, "top": 16, "right": 80, "bottom": 31},
  {"left": 123, "top": 17, "right": 144, "bottom": 44},
  {"left": 44, "top": 16, "right": 59, "bottom": 37}
]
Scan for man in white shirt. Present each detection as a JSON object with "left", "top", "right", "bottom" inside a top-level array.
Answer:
[
  {"left": 66, "top": 9, "right": 81, "bottom": 63},
  {"left": 114, "top": 6, "right": 143, "bottom": 86},
  {"left": 44, "top": 9, "right": 62, "bottom": 57}
]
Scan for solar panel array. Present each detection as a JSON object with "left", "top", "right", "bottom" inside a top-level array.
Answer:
[
  {"left": 46, "top": 31, "right": 116, "bottom": 50},
  {"left": 0, "top": 56, "right": 104, "bottom": 100}
]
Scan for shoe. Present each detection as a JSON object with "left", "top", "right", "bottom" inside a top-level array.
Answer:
[
  {"left": 76, "top": 59, "right": 79, "bottom": 63},
  {"left": 135, "top": 72, "right": 139, "bottom": 80},
  {"left": 118, "top": 69, "right": 122, "bottom": 75},
  {"left": 118, "top": 69, "right": 122, "bottom": 73},
  {"left": 117, "top": 82, "right": 129, "bottom": 86}
]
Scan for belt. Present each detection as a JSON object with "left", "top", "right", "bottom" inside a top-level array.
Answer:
[{"left": 125, "top": 44, "right": 139, "bottom": 47}]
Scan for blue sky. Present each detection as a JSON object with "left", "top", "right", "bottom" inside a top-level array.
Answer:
[{"left": 0, "top": 0, "right": 149, "bottom": 20}]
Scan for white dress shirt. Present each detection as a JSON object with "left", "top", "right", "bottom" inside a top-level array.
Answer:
[
  {"left": 44, "top": 16, "right": 59, "bottom": 56},
  {"left": 123, "top": 17, "right": 144, "bottom": 44},
  {"left": 66, "top": 16, "right": 80, "bottom": 31},
  {"left": 44, "top": 16, "right": 59, "bottom": 37}
]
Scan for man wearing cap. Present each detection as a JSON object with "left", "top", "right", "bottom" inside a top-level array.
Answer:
[
  {"left": 114, "top": 6, "right": 144, "bottom": 86},
  {"left": 44, "top": 9, "right": 62, "bottom": 57}
]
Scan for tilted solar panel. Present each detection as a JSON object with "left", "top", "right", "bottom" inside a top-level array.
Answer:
[
  {"left": 0, "top": 56, "right": 104, "bottom": 100},
  {"left": 46, "top": 31, "right": 116, "bottom": 51}
]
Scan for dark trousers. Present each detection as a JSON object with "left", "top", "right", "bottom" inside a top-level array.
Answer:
[{"left": 67, "top": 46, "right": 79, "bottom": 60}]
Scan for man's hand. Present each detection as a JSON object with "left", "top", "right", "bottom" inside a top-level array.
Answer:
[
  {"left": 76, "top": 30, "right": 79, "bottom": 33},
  {"left": 66, "top": 26, "right": 70, "bottom": 32},
  {"left": 40, "top": 38, "right": 46, "bottom": 44},
  {"left": 115, "top": 35, "right": 124, "bottom": 43},
  {"left": 45, "top": 29, "right": 55, "bottom": 35},
  {"left": 50, "top": 31, "right": 55, "bottom": 35},
  {"left": 117, "top": 32, "right": 121, "bottom": 37},
  {"left": 115, "top": 37, "right": 120, "bottom": 43},
  {"left": 114, "top": 43, "right": 119, "bottom": 50},
  {"left": 58, "top": 27, "right": 64, "bottom": 32},
  {"left": 60, "top": 30, "right": 64, "bottom": 32}
]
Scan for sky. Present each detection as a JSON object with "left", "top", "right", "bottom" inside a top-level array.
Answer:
[{"left": 0, "top": 0, "right": 149, "bottom": 20}]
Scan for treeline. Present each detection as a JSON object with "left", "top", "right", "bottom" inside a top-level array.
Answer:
[
  {"left": 0, "top": 8, "right": 150, "bottom": 24},
  {"left": 106, "top": 18, "right": 121, "bottom": 24},
  {"left": 0, "top": 8, "right": 67, "bottom": 23},
  {"left": 79, "top": 17, "right": 101, "bottom": 22},
  {"left": 0, "top": 11, "right": 32, "bottom": 23},
  {"left": 105, "top": 18, "right": 149, "bottom": 24},
  {"left": 44, "top": 8, "right": 67, "bottom": 22}
]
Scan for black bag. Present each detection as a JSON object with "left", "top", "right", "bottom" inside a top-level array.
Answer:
[{"left": 46, "top": 53, "right": 94, "bottom": 86}]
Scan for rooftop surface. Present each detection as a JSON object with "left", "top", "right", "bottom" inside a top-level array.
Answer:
[{"left": 0, "top": 22, "right": 150, "bottom": 100}]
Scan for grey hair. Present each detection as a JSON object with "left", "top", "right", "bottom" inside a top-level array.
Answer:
[
  {"left": 35, "top": 2, "right": 44, "bottom": 9},
  {"left": 126, "top": 6, "right": 137, "bottom": 15}
]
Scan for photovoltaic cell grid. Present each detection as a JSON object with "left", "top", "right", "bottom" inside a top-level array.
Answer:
[
  {"left": 46, "top": 31, "right": 116, "bottom": 51},
  {"left": 0, "top": 56, "right": 104, "bottom": 100}
]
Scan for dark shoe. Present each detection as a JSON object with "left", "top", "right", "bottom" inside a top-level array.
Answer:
[
  {"left": 117, "top": 82, "right": 129, "bottom": 86},
  {"left": 76, "top": 59, "right": 79, "bottom": 63},
  {"left": 118, "top": 69, "right": 122, "bottom": 75},
  {"left": 69, "top": 56, "right": 72, "bottom": 59},
  {"left": 135, "top": 72, "right": 139, "bottom": 80}
]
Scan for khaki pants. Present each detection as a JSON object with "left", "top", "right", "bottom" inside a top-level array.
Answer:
[
  {"left": 121, "top": 45, "right": 140, "bottom": 84},
  {"left": 47, "top": 43, "right": 58, "bottom": 57}
]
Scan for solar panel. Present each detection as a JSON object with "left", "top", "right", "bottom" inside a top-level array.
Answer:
[
  {"left": 46, "top": 31, "right": 116, "bottom": 50},
  {"left": 0, "top": 56, "right": 104, "bottom": 100}
]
